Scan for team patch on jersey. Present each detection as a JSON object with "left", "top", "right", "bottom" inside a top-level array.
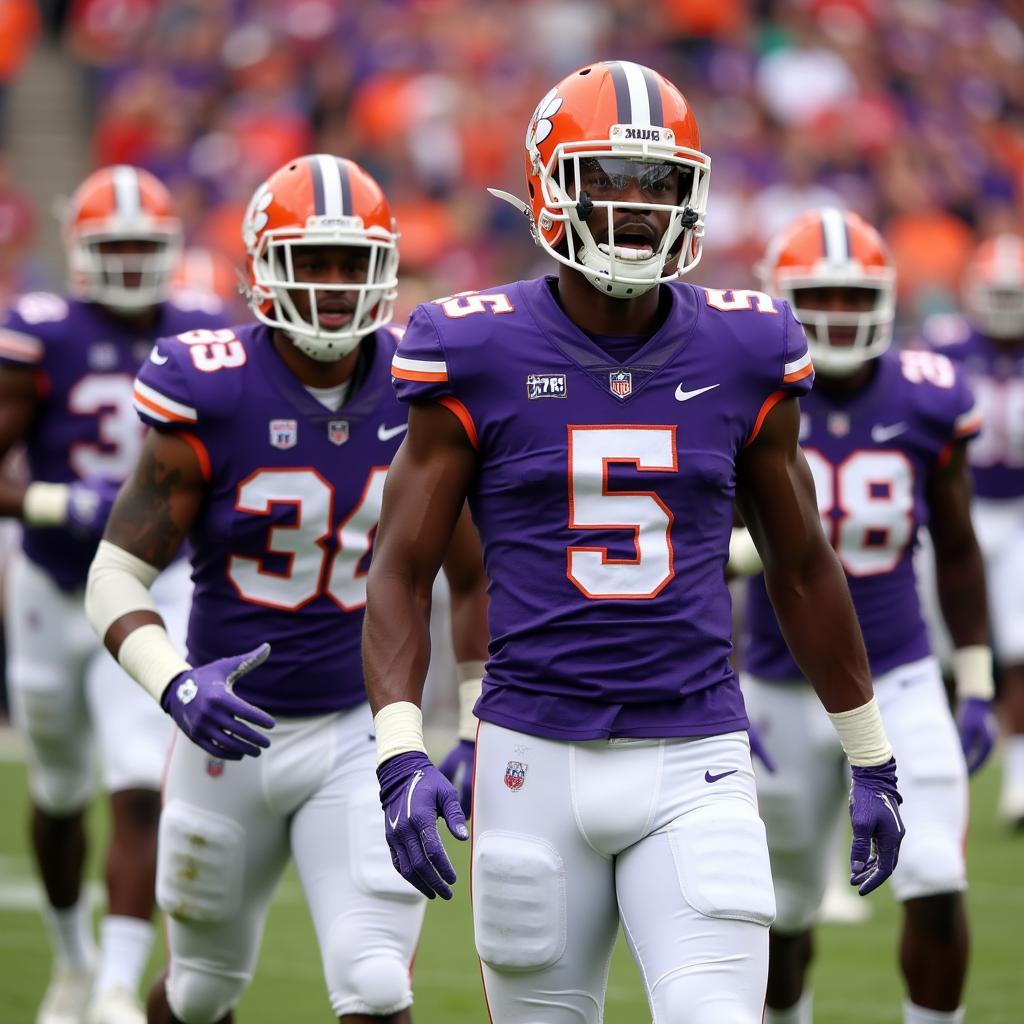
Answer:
[
  {"left": 269, "top": 419, "right": 298, "bottom": 449},
  {"left": 504, "top": 760, "right": 527, "bottom": 791},
  {"left": 206, "top": 758, "right": 224, "bottom": 778},
  {"left": 609, "top": 370, "right": 633, "bottom": 398},
  {"left": 327, "top": 419, "right": 349, "bottom": 446},
  {"left": 827, "top": 411, "right": 850, "bottom": 437},
  {"left": 88, "top": 342, "right": 118, "bottom": 370},
  {"left": 526, "top": 372, "right": 567, "bottom": 399}
]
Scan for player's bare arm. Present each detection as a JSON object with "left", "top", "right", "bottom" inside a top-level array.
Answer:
[
  {"left": 0, "top": 363, "right": 41, "bottom": 514},
  {"left": 364, "top": 400, "right": 478, "bottom": 714},
  {"left": 735, "top": 395, "right": 873, "bottom": 713},
  {"left": 97, "top": 428, "right": 205, "bottom": 654},
  {"left": 364, "top": 400, "right": 479, "bottom": 899},
  {"left": 928, "top": 439, "right": 997, "bottom": 772}
]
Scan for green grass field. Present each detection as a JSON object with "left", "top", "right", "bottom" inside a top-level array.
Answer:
[{"left": 1, "top": 749, "right": 1021, "bottom": 1023}]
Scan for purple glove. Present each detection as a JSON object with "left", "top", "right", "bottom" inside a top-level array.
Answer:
[
  {"left": 958, "top": 698, "right": 997, "bottom": 775},
  {"left": 377, "top": 751, "right": 468, "bottom": 900},
  {"left": 849, "top": 757, "right": 906, "bottom": 895},
  {"left": 66, "top": 478, "right": 121, "bottom": 541},
  {"left": 161, "top": 643, "right": 275, "bottom": 760},
  {"left": 438, "top": 739, "right": 475, "bottom": 817},
  {"left": 747, "top": 723, "right": 776, "bottom": 773}
]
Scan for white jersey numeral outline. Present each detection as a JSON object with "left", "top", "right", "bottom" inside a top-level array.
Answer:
[
  {"left": 68, "top": 373, "right": 145, "bottom": 479},
  {"left": 567, "top": 425, "right": 677, "bottom": 599},
  {"left": 803, "top": 448, "right": 915, "bottom": 577},
  {"left": 228, "top": 465, "right": 388, "bottom": 610}
]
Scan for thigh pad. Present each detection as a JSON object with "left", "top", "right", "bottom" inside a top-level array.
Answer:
[
  {"left": 157, "top": 800, "right": 246, "bottom": 924},
  {"left": 472, "top": 830, "right": 567, "bottom": 971}
]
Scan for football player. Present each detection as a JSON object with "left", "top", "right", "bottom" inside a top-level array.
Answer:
[
  {"left": 921, "top": 233, "right": 1024, "bottom": 827},
  {"left": 742, "top": 208, "right": 994, "bottom": 1024},
  {"left": 0, "top": 165, "right": 227, "bottom": 1024},
  {"left": 362, "top": 63, "right": 905, "bottom": 1024},
  {"left": 84, "top": 154, "right": 488, "bottom": 1024}
]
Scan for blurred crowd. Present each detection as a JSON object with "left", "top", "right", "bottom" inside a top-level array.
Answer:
[{"left": 2, "top": 0, "right": 1024, "bottom": 334}]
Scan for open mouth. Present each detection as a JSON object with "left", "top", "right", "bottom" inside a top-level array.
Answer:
[
  {"left": 599, "top": 226, "right": 656, "bottom": 262},
  {"left": 317, "top": 307, "right": 355, "bottom": 328}
]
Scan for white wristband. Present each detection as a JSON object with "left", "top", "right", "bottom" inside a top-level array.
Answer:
[
  {"left": 953, "top": 645, "right": 994, "bottom": 701},
  {"left": 373, "top": 701, "right": 428, "bottom": 768},
  {"left": 116, "top": 623, "right": 191, "bottom": 703},
  {"left": 456, "top": 660, "right": 484, "bottom": 742},
  {"left": 23, "top": 482, "right": 70, "bottom": 526},
  {"left": 727, "top": 526, "right": 762, "bottom": 577},
  {"left": 827, "top": 696, "right": 893, "bottom": 767}
]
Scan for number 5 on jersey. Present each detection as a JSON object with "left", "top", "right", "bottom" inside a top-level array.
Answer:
[{"left": 228, "top": 467, "right": 387, "bottom": 610}]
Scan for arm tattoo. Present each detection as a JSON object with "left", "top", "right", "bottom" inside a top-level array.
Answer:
[{"left": 105, "top": 447, "right": 189, "bottom": 567}]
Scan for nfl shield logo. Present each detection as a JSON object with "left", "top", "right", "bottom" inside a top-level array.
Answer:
[
  {"left": 609, "top": 370, "right": 632, "bottom": 398},
  {"left": 327, "top": 420, "right": 349, "bottom": 446},
  {"left": 504, "top": 760, "right": 527, "bottom": 791},
  {"left": 206, "top": 758, "right": 224, "bottom": 778},
  {"left": 827, "top": 412, "right": 850, "bottom": 438},
  {"left": 269, "top": 419, "right": 298, "bottom": 449}
]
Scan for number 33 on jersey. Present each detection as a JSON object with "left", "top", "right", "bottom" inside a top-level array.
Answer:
[
  {"left": 132, "top": 322, "right": 408, "bottom": 717},
  {"left": 392, "top": 277, "right": 813, "bottom": 741}
]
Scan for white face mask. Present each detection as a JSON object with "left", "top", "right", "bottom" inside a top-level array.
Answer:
[
  {"left": 248, "top": 230, "right": 399, "bottom": 362},
  {"left": 68, "top": 230, "right": 182, "bottom": 310}
]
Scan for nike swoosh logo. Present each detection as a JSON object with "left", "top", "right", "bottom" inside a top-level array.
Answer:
[
  {"left": 150, "top": 348, "right": 168, "bottom": 365},
  {"left": 377, "top": 422, "right": 408, "bottom": 442},
  {"left": 871, "top": 422, "right": 907, "bottom": 443},
  {"left": 705, "top": 769, "right": 738, "bottom": 783},
  {"left": 675, "top": 383, "right": 720, "bottom": 402},
  {"left": 406, "top": 770, "right": 424, "bottom": 818}
]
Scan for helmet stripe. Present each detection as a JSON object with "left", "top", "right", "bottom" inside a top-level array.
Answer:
[
  {"left": 820, "top": 207, "right": 849, "bottom": 263},
  {"left": 639, "top": 65, "right": 664, "bottom": 127},
  {"left": 310, "top": 154, "right": 350, "bottom": 218},
  {"left": 310, "top": 155, "right": 326, "bottom": 216},
  {"left": 994, "top": 233, "right": 1022, "bottom": 279},
  {"left": 620, "top": 61, "right": 652, "bottom": 125},
  {"left": 606, "top": 61, "right": 632, "bottom": 123},
  {"left": 337, "top": 159, "right": 352, "bottom": 218},
  {"left": 112, "top": 165, "right": 141, "bottom": 217}
]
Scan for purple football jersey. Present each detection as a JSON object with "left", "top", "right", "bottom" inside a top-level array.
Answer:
[
  {"left": 921, "top": 313, "right": 1024, "bottom": 500},
  {"left": 134, "top": 322, "right": 408, "bottom": 716},
  {"left": 743, "top": 347, "right": 981, "bottom": 681},
  {"left": 392, "top": 277, "right": 814, "bottom": 740},
  {"left": 0, "top": 291, "right": 228, "bottom": 589}
]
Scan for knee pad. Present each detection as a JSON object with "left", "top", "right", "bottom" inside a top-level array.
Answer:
[
  {"left": 472, "top": 830, "right": 567, "bottom": 971},
  {"left": 166, "top": 961, "right": 246, "bottom": 1024},
  {"left": 157, "top": 801, "right": 245, "bottom": 924},
  {"left": 891, "top": 829, "right": 966, "bottom": 901},
  {"left": 324, "top": 916, "right": 412, "bottom": 1016},
  {"left": 670, "top": 800, "right": 776, "bottom": 926}
]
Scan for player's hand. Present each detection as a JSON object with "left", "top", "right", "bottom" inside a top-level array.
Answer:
[
  {"left": 160, "top": 644, "right": 275, "bottom": 760},
  {"left": 438, "top": 739, "right": 475, "bottom": 817},
  {"left": 957, "top": 697, "right": 997, "bottom": 775},
  {"left": 848, "top": 757, "right": 906, "bottom": 896},
  {"left": 377, "top": 750, "right": 468, "bottom": 901},
  {"left": 747, "top": 723, "right": 776, "bottom": 773},
  {"left": 66, "top": 478, "right": 121, "bottom": 541}
]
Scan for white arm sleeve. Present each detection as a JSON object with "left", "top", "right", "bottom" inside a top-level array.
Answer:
[{"left": 85, "top": 540, "right": 190, "bottom": 702}]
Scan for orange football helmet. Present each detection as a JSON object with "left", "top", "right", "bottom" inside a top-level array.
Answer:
[
  {"left": 243, "top": 154, "right": 399, "bottom": 361},
  {"left": 489, "top": 60, "right": 710, "bottom": 298},
  {"left": 962, "top": 233, "right": 1024, "bottom": 339},
  {"left": 758, "top": 207, "right": 896, "bottom": 375},
  {"left": 64, "top": 165, "right": 182, "bottom": 310}
]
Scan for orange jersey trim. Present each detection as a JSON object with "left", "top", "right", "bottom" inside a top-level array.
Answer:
[
  {"left": 132, "top": 387, "right": 195, "bottom": 424},
  {"left": 392, "top": 366, "right": 449, "bottom": 383},
  {"left": 782, "top": 362, "right": 814, "bottom": 384},
  {"left": 437, "top": 396, "right": 479, "bottom": 449},
  {"left": 953, "top": 412, "right": 983, "bottom": 437},
  {"left": 179, "top": 431, "right": 211, "bottom": 481},
  {"left": 744, "top": 389, "right": 788, "bottom": 448}
]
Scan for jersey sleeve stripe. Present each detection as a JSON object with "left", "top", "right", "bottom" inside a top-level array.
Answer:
[
  {"left": 0, "top": 329, "right": 43, "bottom": 363},
  {"left": 437, "top": 396, "right": 479, "bottom": 450},
  {"left": 391, "top": 353, "right": 448, "bottom": 382},
  {"left": 953, "top": 406, "right": 983, "bottom": 437},
  {"left": 782, "top": 351, "right": 813, "bottom": 382},
  {"left": 179, "top": 431, "right": 212, "bottom": 481},
  {"left": 132, "top": 381, "right": 198, "bottom": 423},
  {"left": 744, "top": 389, "right": 787, "bottom": 448}
]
